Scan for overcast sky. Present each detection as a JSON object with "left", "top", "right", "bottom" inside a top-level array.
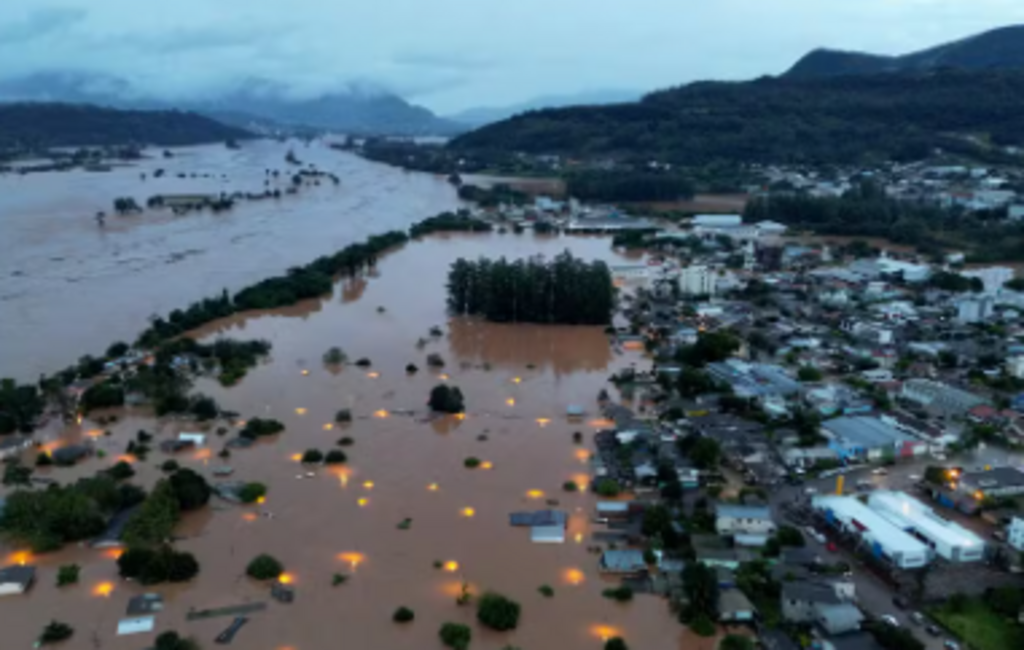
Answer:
[{"left": 2, "top": 0, "right": 1023, "bottom": 113}]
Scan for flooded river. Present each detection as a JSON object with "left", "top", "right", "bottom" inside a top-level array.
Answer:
[
  {"left": 0, "top": 139, "right": 461, "bottom": 380},
  {"left": 0, "top": 232, "right": 683, "bottom": 650}
]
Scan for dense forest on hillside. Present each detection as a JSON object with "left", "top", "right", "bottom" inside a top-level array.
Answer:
[
  {"left": 447, "top": 251, "right": 614, "bottom": 324},
  {"left": 451, "top": 70, "right": 1024, "bottom": 165},
  {"left": 566, "top": 171, "right": 695, "bottom": 202},
  {"left": 0, "top": 103, "right": 252, "bottom": 150},
  {"left": 744, "top": 181, "right": 1024, "bottom": 262}
]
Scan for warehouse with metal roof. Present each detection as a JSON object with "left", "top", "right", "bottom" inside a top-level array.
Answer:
[
  {"left": 867, "top": 491, "right": 985, "bottom": 562},
  {"left": 812, "top": 495, "right": 932, "bottom": 569},
  {"left": 822, "top": 416, "right": 924, "bottom": 462}
]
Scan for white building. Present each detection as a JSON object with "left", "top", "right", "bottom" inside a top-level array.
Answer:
[
  {"left": 679, "top": 265, "right": 717, "bottom": 296},
  {"left": 1008, "top": 357, "right": 1024, "bottom": 380},
  {"left": 961, "top": 267, "right": 1015, "bottom": 295},
  {"left": 956, "top": 297, "right": 995, "bottom": 323},
  {"left": 867, "top": 491, "right": 985, "bottom": 562},
  {"left": 812, "top": 496, "right": 932, "bottom": 569},
  {"left": 1008, "top": 517, "right": 1024, "bottom": 552},
  {"left": 693, "top": 214, "right": 742, "bottom": 228},
  {"left": 715, "top": 504, "right": 777, "bottom": 541}
]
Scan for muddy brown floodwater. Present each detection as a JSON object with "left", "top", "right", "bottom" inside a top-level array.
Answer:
[
  {"left": 0, "top": 139, "right": 462, "bottom": 380},
  {"left": 0, "top": 232, "right": 685, "bottom": 650}
]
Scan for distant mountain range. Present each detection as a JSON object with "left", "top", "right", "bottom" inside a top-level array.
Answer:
[
  {"left": 446, "top": 90, "right": 641, "bottom": 127},
  {"left": 0, "top": 102, "right": 251, "bottom": 149},
  {"left": 785, "top": 25, "right": 1024, "bottom": 78},
  {"left": 451, "top": 26, "right": 1024, "bottom": 165},
  {"left": 0, "top": 72, "right": 463, "bottom": 137}
]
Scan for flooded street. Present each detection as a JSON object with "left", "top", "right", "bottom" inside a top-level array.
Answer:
[
  {"left": 0, "top": 139, "right": 461, "bottom": 380},
  {"left": 1, "top": 233, "right": 682, "bottom": 650}
]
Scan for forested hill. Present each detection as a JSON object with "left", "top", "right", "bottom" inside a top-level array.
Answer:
[
  {"left": 448, "top": 69, "right": 1024, "bottom": 165},
  {"left": 785, "top": 25, "right": 1024, "bottom": 79},
  {"left": 0, "top": 103, "right": 252, "bottom": 149}
]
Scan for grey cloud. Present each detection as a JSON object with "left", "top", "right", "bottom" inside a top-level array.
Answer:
[{"left": 0, "top": 6, "right": 87, "bottom": 44}]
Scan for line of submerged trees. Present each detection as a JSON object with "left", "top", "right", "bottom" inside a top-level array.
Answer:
[
  {"left": 446, "top": 250, "right": 614, "bottom": 324},
  {"left": 1, "top": 211, "right": 498, "bottom": 434}
]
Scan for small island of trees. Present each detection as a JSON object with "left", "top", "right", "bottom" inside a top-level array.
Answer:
[{"left": 447, "top": 250, "right": 614, "bottom": 324}]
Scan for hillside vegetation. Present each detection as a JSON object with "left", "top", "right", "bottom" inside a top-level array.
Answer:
[
  {"left": 0, "top": 102, "right": 252, "bottom": 149},
  {"left": 450, "top": 70, "right": 1024, "bottom": 165}
]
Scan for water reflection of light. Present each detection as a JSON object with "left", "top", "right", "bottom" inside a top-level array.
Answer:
[
  {"left": 301, "top": 369, "right": 310, "bottom": 376},
  {"left": 115, "top": 454, "right": 136, "bottom": 464},
  {"left": 295, "top": 407, "right": 307, "bottom": 415},
  {"left": 512, "top": 377, "right": 522, "bottom": 384},
  {"left": 363, "top": 480, "right": 374, "bottom": 490},
  {"left": 373, "top": 409, "right": 389, "bottom": 419},
  {"left": 440, "top": 580, "right": 478, "bottom": 598},
  {"left": 572, "top": 473, "right": 590, "bottom": 491},
  {"left": 367, "top": 371, "right": 380, "bottom": 379},
  {"left": 76, "top": 414, "right": 83, "bottom": 425},
  {"left": 454, "top": 413, "right": 466, "bottom": 421},
  {"left": 590, "top": 625, "right": 622, "bottom": 642},
  {"left": 338, "top": 552, "right": 365, "bottom": 569},
  {"left": 93, "top": 582, "right": 114, "bottom": 598},
  {"left": 86, "top": 429, "right": 103, "bottom": 439},
  {"left": 323, "top": 423, "right": 334, "bottom": 430},
  {"left": 479, "top": 461, "right": 493, "bottom": 470},
  {"left": 193, "top": 448, "right": 211, "bottom": 461},
  {"left": 536, "top": 417, "right": 551, "bottom": 427},
  {"left": 427, "top": 482, "right": 439, "bottom": 491},
  {"left": 278, "top": 573, "right": 295, "bottom": 584},
  {"left": 574, "top": 449, "right": 590, "bottom": 463},
  {"left": 8, "top": 551, "right": 32, "bottom": 566},
  {"left": 333, "top": 468, "right": 351, "bottom": 488},
  {"left": 444, "top": 561, "right": 459, "bottom": 572},
  {"left": 358, "top": 498, "right": 369, "bottom": 507},
  {"left": 506, "top": 398, "right": 515, "bottom": 406},
  {"left": 236, "top": 420, "right": 247, "bottom": 428},
  {"left": 564, "top": 568, "right": 585, "bottom": 585},
  {"left": 589, "top": 418, "right": 614, "bottom": 428},
  {"left": 290, "top": 453, "right": 303, "bottom": 462},
  {"left": 461, "top": 507, "right": 476, "bottom": 518},
  {"left": 104, "top": 549, "right": 123, "bottom": 560},
  {"left": 439, "top": 373, "right": 449, "bottom": 381},
  {"left": 242, "top": 513, "right": 258, "bottom": 522},
  {"left": 574, "top": 532, "right": 583, "bottom": 544},
  {"left": 256, "top": 496, "right": 266, "bottom": 505},
  {"left": 526, "top": 489, "right": 545, "bottom": 500}
]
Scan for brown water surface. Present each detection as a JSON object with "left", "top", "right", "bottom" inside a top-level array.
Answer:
[
  {"left": 0, "top": 139, "right": 461, "bottom": 380},
  {"left": 0, "top": 233, "right": 680, "bottom": 650}
]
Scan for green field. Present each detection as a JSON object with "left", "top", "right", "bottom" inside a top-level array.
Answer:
[{"left": 930, "top": 599, "right": 1024, "bottom": 650}]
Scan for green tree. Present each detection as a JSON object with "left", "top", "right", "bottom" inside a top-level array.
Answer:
[
  {"left": 477, "top": 592, "right": 521, "bottom": 631},
  {"left": 393, "top": 606, "right": 415, "bottom": 623},
  {"left": 682, "top": 562, "right": 719, "bottom": 620},
  {"left": 39, "top": 621, "right": 74, "bottom": 644},
  {"left": 720, "top": 635, "right": 753, "bottom": 650},
  {"left": 605, "top": 638, "right": 629, "bottom": 650},
  {"left": 122, "top": 479, "right": 180, "bottom": 547},
  {"left": 689, "top": 438, "right": 721, "bottom": 470},
  {"left": 238, "top": 482, "right": 267, "bottom": 504},
  {"left": 596, "top": 478, "right": 622, "bottom": 497},
  {"left": 168, "top": 469, "right": 211, "bottom": 511},
  {"left": 429, "top": 385, "right": 465, "bottom": 413},
  {"left": 798, "top": 366, "right": 823, "bottom": 382},
  {"left": 56, "top": 564, "right": 80, "bottom": 586},
  {"left": 439, "top": 622, "right": 472, "bottom": 650},
  {"left": 246, "top": 554, "right": 284, "bottom": 580}
]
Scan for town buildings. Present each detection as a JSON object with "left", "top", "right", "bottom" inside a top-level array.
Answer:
[
  {"left": 812, "top": 495, "right": 932, "bottom": 569},
  {"left": 867, "top": 491, "right": 985, "bottom": 562}
]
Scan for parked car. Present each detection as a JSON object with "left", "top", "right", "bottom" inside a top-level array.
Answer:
[
  {"left": 944, "top": 641, "right": 960, "bottom": 650},
  {"left": 872, "top": 468, "right": 889, "bottom": 476},
  {"left": 826, "top": 542, "right": 838, "bottom": 553},
  {"left": 926, "top": 625, "right": 941, "bottom": 636},
  {"left": 893, "top": 596, "right": 910, "bottom": 610},
  {"left": 880, "top": 615, "right": 900, "bottom": 627},
  {"left": 804, "top": 487, "right": 818, "bottom": 495},
  {"left": 910, "top": 612, "right": 925, "bottom": 626}
]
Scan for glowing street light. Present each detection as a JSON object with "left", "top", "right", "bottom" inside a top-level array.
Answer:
[{"left": 461, "top": 507, "right": 476, "bottom": 518}]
